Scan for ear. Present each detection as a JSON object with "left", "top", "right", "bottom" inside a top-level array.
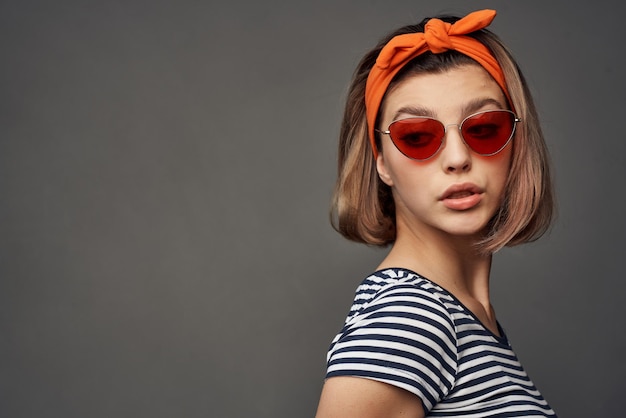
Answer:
[{"left": 376, "top": 153, "right": 394, "bottom": 186}]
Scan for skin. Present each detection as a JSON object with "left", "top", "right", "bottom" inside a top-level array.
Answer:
[{"left": 316, "top": 64, "right": 513, "bottom": 418}]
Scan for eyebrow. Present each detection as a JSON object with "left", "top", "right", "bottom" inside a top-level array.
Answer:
[
  {"left": 461, "top": 97, "right": 506, "bottom": 116},
  {"left": 391, "top": 105, "right": 435, "bottom": 120},
  {"left": 390, "top": 97, "right": 507, "bottom": 121}
]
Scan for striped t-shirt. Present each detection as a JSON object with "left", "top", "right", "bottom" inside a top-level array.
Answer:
[{"left": 326, "top": 268, "right": 556, "bottom": 417}]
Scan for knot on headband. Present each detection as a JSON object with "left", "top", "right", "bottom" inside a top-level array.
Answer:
[
  {"left": 424, "top": 19, "right": 454, "bottom": 53},
  {"left": 365, "top": 9, "right": 511, "bottom": 158}
]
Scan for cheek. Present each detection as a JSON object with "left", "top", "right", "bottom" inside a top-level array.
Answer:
[
  {"left": 488, "top": 139, "right": 513, "bottom": 170},
  {"left": 488, "top": 149, "right": 513, "bottom": 196},
  {"left": 500, "top": 145, "right": 513, "bottom": 177},
  {"left": 383, "top": 152, "right": 424, "bottom": 188},
  {"left": 385, "top": 161, "right": 435, "bottom": 207}
]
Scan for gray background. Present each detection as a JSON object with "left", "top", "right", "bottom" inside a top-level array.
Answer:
[{"left": 1, "top": 1, "right": 624, "bottom": 417}]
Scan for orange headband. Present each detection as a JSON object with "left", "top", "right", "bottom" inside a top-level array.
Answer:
[{"left": 365, "top": 9, "right": 511, "bottom": 157}]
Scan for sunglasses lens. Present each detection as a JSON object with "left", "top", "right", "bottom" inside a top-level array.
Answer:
[
  {"left": 461, "top": 111, "right": 515, "bottom": 155},
  {"left": 388, "top": 118, "right": 445, "bottom": 160}
]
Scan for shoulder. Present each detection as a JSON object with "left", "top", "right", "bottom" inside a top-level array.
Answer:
[
  {"left": 345, "top": 268, "right": 459, "bottom": 333},
  {"left": 326, "top": 268, "right": 460, "bottom": 410}
]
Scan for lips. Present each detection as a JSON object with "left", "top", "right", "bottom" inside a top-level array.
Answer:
[
  {"left": 440, "top": 183, "right": 484, "bottom": 210},
  {"left": 446, "top": 190, "right": 474, "bottom": 199}
]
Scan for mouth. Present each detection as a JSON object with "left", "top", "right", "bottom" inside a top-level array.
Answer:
[
  {"left": 441, "top": 183, "right": 484, "bottom": 200},
  {"left": 446, "top": 190, "right": 475, "bottom": 199},
  {"left": 440, "top": 183, "right": 484, "bottom": 210}
]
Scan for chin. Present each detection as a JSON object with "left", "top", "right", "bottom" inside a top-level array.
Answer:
[{"left": 443, "top": 218, "right": 491, "bottom": 236}]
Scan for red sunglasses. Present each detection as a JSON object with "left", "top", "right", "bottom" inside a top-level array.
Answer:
[{"left": 377, "top": 109, "right": 520, "bottom": 161}]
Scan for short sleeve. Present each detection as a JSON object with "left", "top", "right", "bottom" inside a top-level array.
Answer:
[{"left": 326, "top": 282, "right": 458, "bottom": 411}]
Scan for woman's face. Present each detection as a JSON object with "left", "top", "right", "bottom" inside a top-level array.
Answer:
[{"left": 376, "top": 64, "right": 513, "bottom": 242}]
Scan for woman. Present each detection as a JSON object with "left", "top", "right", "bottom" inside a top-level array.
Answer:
[{"left": 316, "top": 9, "right": 556, "bottom": 417}]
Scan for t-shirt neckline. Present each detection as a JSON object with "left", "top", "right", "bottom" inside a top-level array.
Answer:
[{"left": 374, "top": 267, "right": 510, "bottom": 346}]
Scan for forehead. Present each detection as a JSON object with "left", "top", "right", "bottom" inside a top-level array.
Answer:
[{"left": 381, "top": 64, "right": 507, "bottom": 121}]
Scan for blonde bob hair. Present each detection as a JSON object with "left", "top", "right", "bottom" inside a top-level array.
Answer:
[{"left": 331, "top": 15, "right": 555, "bottom": 254}]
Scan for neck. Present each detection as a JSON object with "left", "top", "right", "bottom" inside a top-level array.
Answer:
[{"left": 377, "top": 223, "right": 497, "bottom": 326}]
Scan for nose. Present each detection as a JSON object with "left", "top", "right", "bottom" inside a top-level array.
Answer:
[{"left": 440, "top": 124, "right": 471, "bottom": 173}]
